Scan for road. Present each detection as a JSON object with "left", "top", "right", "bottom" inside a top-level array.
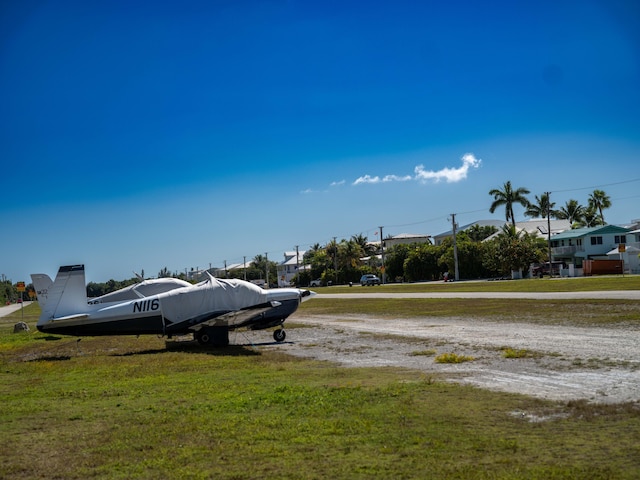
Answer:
[{"left": 0, "top": 302, "right": 31, "bottom": 318}]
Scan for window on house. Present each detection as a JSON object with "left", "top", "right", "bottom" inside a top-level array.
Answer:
[
  {"left": 576, "top": 239, "right": 582, "bottom": 246},
  {"left": 590, "top": 236, "right": 603, "bottom": 245},
  {"left": 614, "top": 235, "right": 627, "bottom": 244}
]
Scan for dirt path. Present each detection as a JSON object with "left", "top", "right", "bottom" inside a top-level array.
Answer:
[{"left": 259, "top": 313, "right": 640, "bottom": 404}]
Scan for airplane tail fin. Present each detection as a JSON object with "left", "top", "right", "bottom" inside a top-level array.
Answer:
[
  {"left": 33, "top": 265, "right": 89, "bottom": 322},
  {"left": 30, "top": 273, "right": 53, "bottom": 309}
]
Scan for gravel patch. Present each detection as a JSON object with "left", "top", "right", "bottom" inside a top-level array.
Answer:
[{"left": 248, "top": 313, "right": 640, "bottom": 404}]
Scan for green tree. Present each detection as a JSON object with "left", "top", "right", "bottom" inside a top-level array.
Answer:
[
  {"left": 249, "top": 255, "right": 278, "bottom": 285},
  {"left": 557, "top": 199, "right": 585, "bottom": 227},
  {"left": 575, "top": 206, "right": 604, "bottom": 228},
  {"left": 1, "top": 280, "right": 16, "bottom": 305},
  {"left": 489, "top": 181, "right": 530, "bottom": 227},
  {"left": 337, "top": 239, "right": 366, "bottom": 284},
  {"left": 483, "top": 225, "right": 546, "bottom": 276},
  {"left": 351, "top": 233, "right": 376, "bottom": 258},
  {"left": 525, "top": 193, "right": 558, "bottom": 219},
  {"left": 384, "top": 244, "right": 411, "bottom": 282},
  {"left": 464, "top": 224, "right": 498, "bottom": 242},
  {"left": 403, "top": 244, "right": 440, "bottom": 282},
  {"left": 158, "top": 267, "right": 171, "bottom": 278},
  {"left": 438, "top": 238, "right": 490, "bottom": 279},
  {"left": 304, "top": 246, "right": 333, "bottom": 282},
  {"left": 588, "top": 189, "right": 612, "bottom": 224}
]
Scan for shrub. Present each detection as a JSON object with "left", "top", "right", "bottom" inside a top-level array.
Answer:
[{"left": 435, "top": 352, "right": 475, "bottom": 363}]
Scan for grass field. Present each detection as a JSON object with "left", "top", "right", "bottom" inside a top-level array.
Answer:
[
  {"left": 298, "top": 297, "right": 640, "bottom": 327},
  {"left": 318, "top": 274, "right": 640, "bottom": 293},
  {"left": 2, "top": 285, "right": 640, "bottom": 479}
]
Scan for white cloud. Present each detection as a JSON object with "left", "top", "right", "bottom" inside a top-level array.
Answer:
[
  {"left": 330, "top": 180, "right": 346, "bottom": 187},
  {"left": 353, "top": 175, "right": 381, "bottom": 185},
  {"left": 353, "top": 153, "right": 481, "bottom": 186},
  {"left": 353, "top": 174, "right": 413, "bottom": 185}
]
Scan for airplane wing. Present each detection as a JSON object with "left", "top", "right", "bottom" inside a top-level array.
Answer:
[
  {"left": 190, "top": 301, "right": 281, "bottom": 330},
  {"left": 53, "top": 313, "right": 90, "bottom": 321}
]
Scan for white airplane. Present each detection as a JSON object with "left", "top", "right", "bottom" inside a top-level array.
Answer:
[{"left": 31, "top": 265, "right": 315, "bottom": 346}]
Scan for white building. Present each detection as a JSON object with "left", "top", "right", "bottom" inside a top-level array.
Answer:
[
  {"left": 276, "top": 250, "right": 306, "bottom": 287},
  {"left": 551, "top": 224, "right": 633, "bottom": 272}
]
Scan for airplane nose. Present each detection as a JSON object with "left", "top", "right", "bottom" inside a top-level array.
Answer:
[{"left": 300, "top": 289, "right": 317, "bottom": 302}]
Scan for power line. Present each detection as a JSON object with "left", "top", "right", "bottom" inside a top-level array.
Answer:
[{"left": 552, "top": 178, "right": 640, "bottom": 194}]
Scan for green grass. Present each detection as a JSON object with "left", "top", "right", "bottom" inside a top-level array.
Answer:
[
  {"left": 2, "top": 301, "right": 640, "bottom": 478},
  {"left": 299, "top": 297, "right": 640, "bottom": 326},
  {"left": 502, "top": 347, "right": 537, "bottom": 359},
  {"left": 434, "top": 352, "right": 475, "bottom": 363},
  {"left": 313, "top": 274, "right": 640, "bottom": 293}
]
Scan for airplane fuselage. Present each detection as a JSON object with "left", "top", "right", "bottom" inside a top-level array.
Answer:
[{"left": 32, "top": 265, "right": 314, "bottom": 345}]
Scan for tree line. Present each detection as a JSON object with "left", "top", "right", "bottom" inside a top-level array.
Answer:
[{"left": 290, "top": 183, "right": 613, "bottom": 286}]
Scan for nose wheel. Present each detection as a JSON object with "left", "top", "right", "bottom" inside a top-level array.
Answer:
[{"left": 273, "top": 328, "right": 286, "bottom": 342}]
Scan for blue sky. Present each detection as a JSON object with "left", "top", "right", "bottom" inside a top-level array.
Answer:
[{"left": 2, "top": 0, "right": 639, "bottom": 283}]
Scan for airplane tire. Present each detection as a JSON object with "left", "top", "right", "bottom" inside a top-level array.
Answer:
[
  {"left": 197, "top": 327, "right": 230, "bottom": 346},
  {"left": 196, "top": 331, "right": 210, "bottom": 345},
  {"left": 273, "top": 329, "right": 286, "bottom": 342}
]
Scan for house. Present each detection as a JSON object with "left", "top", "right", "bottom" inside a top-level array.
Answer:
[
  {"left": 605, "top": 227, "right": 640, "bottom": 274},
  {"left": 214, "top": 260, "right": 251, "bottom": 279},
  {"left": 483, "top": 219, "right": 571, "bottom": 242},
  {"left": 276, "top": 250, "right": 306, "bottom": 287},
  {"left": 550, "top": 225, "right": 633, "bottom": 270},
  {"left": 515, "top": 219, "right": 571, "bottom": 236},
  {"left": 433, "top": 220, "right": 504, "bottom": 246},
  {"left": 384, "top": 233, "right": 432, "bottom": 248},
  {"left": 436, "top": 219, "right": 570, "bottom": 245}
]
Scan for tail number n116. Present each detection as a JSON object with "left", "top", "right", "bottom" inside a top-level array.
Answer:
[{"left": 133, "top": 299, "right": 160, "bottom": 313}]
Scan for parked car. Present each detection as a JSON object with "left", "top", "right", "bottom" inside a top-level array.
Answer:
[
  {"left": 360, "top": 274, "right": 381, "bottom": 286},
  {"left": 531, "top": 261, "right": 567, "bottom": 277},
  {"left": 309, "top": 278, "right": 322, "bottom": 287}
]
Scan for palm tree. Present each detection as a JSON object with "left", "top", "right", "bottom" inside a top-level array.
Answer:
[
  {"left": 339, "top": 239, "right": 364, "bottom": 270},
  {"left": 489, "top": 181, "right": 531, "bottom": 227},
  {"left": 557, "top": 199, "right": 585, "bottom": 226},
  {"left": 525, "top": 193, "right": 557, "bottom": 219},
  {"left": 575, "top": 206, "right": 604, "bottom": 228},
  {"left": 588, "top": 189, "right": 612, "bottom": 224},
  {"left": 351, "top": 233, "right": 375, "bottom": 257}
]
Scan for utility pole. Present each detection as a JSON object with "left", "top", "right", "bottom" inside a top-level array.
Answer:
[
  {"left": 379, "top": 226, "right": 385, "bottom": 284},
  {"left": 265, "top": 252, "right": 269, "bottom": 287},
  {"left": 332, "top": 237, "right": 338, "bottom": 285},
  {"left": 450, "top": 214, "right": 460, "bottom": 281},
  {"left": 546, "top": 191, "right": 552, "bottom": 277},
  {"left": 295, "top": 245, "right": 299, "bottom": 286},
  {"left": 243, "top": 256, "right": 247, "bottom": 281}
]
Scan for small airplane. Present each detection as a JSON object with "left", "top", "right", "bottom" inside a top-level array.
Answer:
[{"left": 31, "top": 265, "right": 315, "bottom": 346}]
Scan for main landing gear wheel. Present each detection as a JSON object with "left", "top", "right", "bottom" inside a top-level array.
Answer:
[
  {"left": 196, "top": 327, "right": 230, "bottom": 346},
  {"left": 196, "top": 331, "right": 211, "bottom": 345},
  {"left": 273, "top": 329, "right": 286, "bottom": 342}
]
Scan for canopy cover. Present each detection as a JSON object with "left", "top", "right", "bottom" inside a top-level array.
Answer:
[{"left": 160, "top": 277, "right": 268, "bottom": 322}]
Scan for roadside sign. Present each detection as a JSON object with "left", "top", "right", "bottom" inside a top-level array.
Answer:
[{"left": 16, "top": 282, "right": 25, "bottom": 292}]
